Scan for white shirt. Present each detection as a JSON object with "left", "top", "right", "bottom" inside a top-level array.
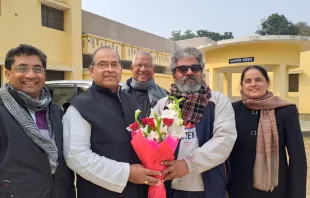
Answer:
[
  {"left": 172, "top": 126, "right": 204, "bottom": 191},
  {"left": 154, "top": 91, "right": 237, "bottom": 191},
  {"left": 62, "top": 106, "right": 130, "bottom": 193}
]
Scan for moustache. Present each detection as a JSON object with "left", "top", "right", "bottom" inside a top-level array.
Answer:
[{"left": 181, "top": 75, "right": 198, "bottom": 82}]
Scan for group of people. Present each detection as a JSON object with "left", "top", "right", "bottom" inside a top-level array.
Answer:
[{"left": 0, "top": 44, "right": 307, "bottom": 198}]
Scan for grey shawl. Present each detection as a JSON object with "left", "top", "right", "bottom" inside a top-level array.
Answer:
[
  {"left": 0, "top": 84, "right": 58, "bottom": 174},
  {"left": 122, "top": 77, "right": 168, "bottom": 107}
]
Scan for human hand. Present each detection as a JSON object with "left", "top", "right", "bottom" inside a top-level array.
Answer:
[
  {"left": 128, "top": 164, "right": 161, "bottom": 186},
  {"left": 161, "top": 160, "right": 189, "bottom": 182}
]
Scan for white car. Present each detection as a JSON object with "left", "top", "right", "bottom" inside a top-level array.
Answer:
[{"left": 45, "top": 80, "right": 124, "bottom": 111}]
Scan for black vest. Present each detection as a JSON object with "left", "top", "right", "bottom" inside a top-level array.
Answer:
[
  {"left": 165, "top": 102, "right": 229, "bottom": 198},
  {"left": 0, "top": 96, "right": 75, "bottom": 198},
  {"left": 70, "top": 83, "right": 147, "bottom": 198}
]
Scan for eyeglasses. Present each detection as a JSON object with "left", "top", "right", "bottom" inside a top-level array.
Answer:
[
  {"left": 242, "top": 77, "right": 266, "bottom": 85},
  {"left": 133, "top": 64, "right": 154, "bottom": 70},
  {"left": 173, "top": 64, "right": 202, "bottom": 74},
  {"left": 96, "top": 62, "right": 121, "bottom": 70},
  {"left": 13, "top": 65, "right": 45, "bottom": 74}
]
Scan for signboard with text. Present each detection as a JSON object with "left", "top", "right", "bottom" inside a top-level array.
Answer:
[{"left": 229, "top": 57, "right": 254, "bottom": 64}]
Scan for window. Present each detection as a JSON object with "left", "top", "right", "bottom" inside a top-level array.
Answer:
[
  {"left": 115, "top": 46, "right": 118, "bottom": 53},
  {"left": 289, "top": 74, "right": 299, "bottom": 92},
  {"left": 46, "top": 70, "right": 64, "bottom": 81},
  {"left": 121, "top": 60, "right": 132, "bottom": 70},
  {"left": 50, "top": 87, "right": 75, "bottom": 108},
  {"left": 128, "top": 49, "right": 130, "bottom": 56},
  {"left": 41, "top": 4, "right": 64, "bottom": 31},
  {"left": 83, "top": 54, "right": 92, "bottom": 69}
]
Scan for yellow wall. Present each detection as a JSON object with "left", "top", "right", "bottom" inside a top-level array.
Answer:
[
  {"left": 204, "top": 42, "right": 309, "bottom": 112},
  {"left": 82, "top": 34, "right": 171, "bottom": 68},
  {"left": 299, "top": 51, "right": 310, "bottom": 114},
  {"left": 205, "top": 43, "right": 301, "bottom": 69},
  {"left": 0, "top": 0, "right": 82, "bottom": 80},
  {"left": 83, "top": 70, "right": 174, "bottom": 90}
]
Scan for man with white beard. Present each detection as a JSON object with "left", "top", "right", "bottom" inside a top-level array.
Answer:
[{"left": 154, "top": 47, "right": 237, "bottom": 198}]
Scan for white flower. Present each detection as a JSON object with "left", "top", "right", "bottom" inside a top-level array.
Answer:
[
  {"left": 168, "top": 124, "right": 185, "bottom": 139},
  {"left": 161, "top": 109, "right": 177, "bottom": 119},
  {"left": 149, "top": 108, "right": 156, "bottom": 118},
  {"left": 167, "top": 103, "right": 177, "bottom": 111},
  {"left": 147, "top": 131, "right": 159, "bottom": 141},
  {"left": 154, "top": 119, "right": 168, "bottom": 133}
]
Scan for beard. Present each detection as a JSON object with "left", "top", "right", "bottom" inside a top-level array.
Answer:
[{"left": 175, "top": 75, "right": 202, "bottom": 93}]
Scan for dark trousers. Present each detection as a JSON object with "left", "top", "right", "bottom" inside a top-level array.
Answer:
[{"left": 172, "top": 189, "right": 205, "bottom": 198}]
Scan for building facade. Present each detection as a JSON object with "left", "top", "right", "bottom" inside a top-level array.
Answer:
[
  {"left": 1, "top": 1, "right": 310, "bottom": 114},
  {"left": 196, "top": 36, "right": 310, "bottom": 114},
  {"left": 0, "top": 0, "right": 83, "bottom": 83}
]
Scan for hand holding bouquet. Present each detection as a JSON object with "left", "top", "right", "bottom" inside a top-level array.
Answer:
[{"left": 127, "top": 96, "right": 185, "bottom": 198}]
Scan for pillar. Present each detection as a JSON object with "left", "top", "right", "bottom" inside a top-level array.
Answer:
[
  {"left": 223, "top": 72, "right": 232, "bottom": 99},
  {"left": 273, "top": 64, "right": 288, "bottom": 99},
  {"left": 209, "top": 68, "right": 219, "bottom": 91}
]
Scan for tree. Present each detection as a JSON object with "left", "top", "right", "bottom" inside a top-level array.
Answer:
[
  {"left": 222, "top": 32, "right": 234, "bottom": 40},
  {"left": 170, "top": 29, "right": 234, "bottom": 41},
  {"left": 170, "top": 30, "right": 183, "bottom": 41},
  {"left": 295, "top": 21, "right": 310, "bottom": 36},
  {"left": 183, "top": 29, "right": 196, "bottom": 40},
  {"left": 196, "top": 30, "right": 234, "bottom": 41},
  {"left": 169, "top": 29, "right": 196, "bottom": 41},
  {"left": 256, "top": 13, "right": 299, "bottom": 35}
]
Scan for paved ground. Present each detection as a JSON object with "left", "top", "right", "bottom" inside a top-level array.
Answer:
[
  {"left": 301, "top": 120, "right": 310, "bottom": 133},
  {"left": 304, "top": 137, "right": 310, "bottom": 197}
]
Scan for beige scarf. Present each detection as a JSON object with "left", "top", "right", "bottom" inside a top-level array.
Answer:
[{"left": 241, "top": 91, "right": 293, "bottom": 192}]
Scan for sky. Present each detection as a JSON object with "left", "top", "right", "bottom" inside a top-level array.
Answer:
[{"left": 82, "top": 0, "right": 310, "bottom": 39}]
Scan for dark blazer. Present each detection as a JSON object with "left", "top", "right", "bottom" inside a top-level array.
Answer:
[
  {"left": 70, "top": 82, "right": 147, "bottom": 198},
  {"left": 0, "top": 95, "right": 75, "bottom": 198},
  {"left": 227, "top": 101, "right": 307, "bottom": 198}
]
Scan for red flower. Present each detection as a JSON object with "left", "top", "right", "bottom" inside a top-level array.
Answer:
[
  {"left": 129, "top": 121, "right": 140, "bottom": 131},
  {"left": 162, "top": 118, "right": 174, "bottom": 127},
  {"left": 147, "top": 118, "right": 156, "bottom": 131},
  {"left": 141, "top": 118, "right": 149, "bottom": 126}
]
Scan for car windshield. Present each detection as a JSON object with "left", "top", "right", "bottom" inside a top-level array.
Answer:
[{"left": 49, "top": 87, "right": 76, "bottom": 108}]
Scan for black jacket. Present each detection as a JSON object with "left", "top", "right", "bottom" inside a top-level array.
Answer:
[
  {"left": 0, "top": 94, "right": 75, "bottom": 198},
  {"left": 70, "top": 82, "right": 147, "bottom": 198},
  {"left": 227, "top": 101, "right": 307, "bottom": 198}
]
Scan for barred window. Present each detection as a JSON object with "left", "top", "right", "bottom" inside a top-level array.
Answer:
[
  {"left": 41, "top": 5, "right": 64, "bottom": 31},
  {"left": 83, "top": 54, "right": 92, "bottom": 69},
  {"left": 288, "top": 74, "right": 299, "bottom": 92}
]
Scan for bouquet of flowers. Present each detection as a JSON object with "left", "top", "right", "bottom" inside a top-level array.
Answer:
[{"left": 127, "top": 96, "right": 185, "bottom": 198}]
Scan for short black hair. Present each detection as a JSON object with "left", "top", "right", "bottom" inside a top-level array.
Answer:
[
  {"left": 5, "top": 44, "right": 47, "bottom": 70},
  {"left": 240, "top": 65, "right": 270, "bottom": 83}
]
